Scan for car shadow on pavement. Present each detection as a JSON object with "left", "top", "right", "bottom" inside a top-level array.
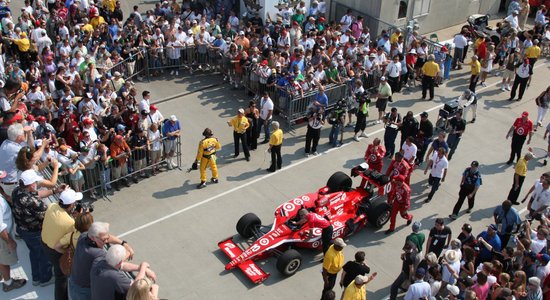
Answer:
[{"left": 151, "top": 179, "right": 195, "bottom": 199}]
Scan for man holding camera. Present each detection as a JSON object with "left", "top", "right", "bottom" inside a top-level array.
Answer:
[
  {"left": 110, "top": 134, "right": 131, "bottom": 190},
  {"left": 0, "top": 78, "right": 24, "bottom": 113},
  {"left": 305, "top": 107, "right": 324, "bottom": 157},
  {"left": 328, "top": 100, "right": 346, "bottom": 147}
]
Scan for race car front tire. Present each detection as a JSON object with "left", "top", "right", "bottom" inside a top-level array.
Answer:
[
  {"left": 326, "top": 171, "right": 352, "bottom": 193},
  {"left": 276, "top": 249, "right": 302, "bottom": 277},
  {"left": 236, "top": 213, "right": 262, "bottom": 239},
  {"left": 367, "top": 200, "right": 391, "bottom": 228}
]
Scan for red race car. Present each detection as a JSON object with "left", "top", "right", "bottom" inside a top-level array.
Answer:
[{"left": 218, "top": 164, "right": 393, "bottom": 284}]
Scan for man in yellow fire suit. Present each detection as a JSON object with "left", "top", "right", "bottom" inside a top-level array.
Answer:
[{"left": 193, "top": 128, "right": 221, "bottom": 189}]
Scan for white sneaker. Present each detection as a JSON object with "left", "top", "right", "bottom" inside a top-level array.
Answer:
[
  {"left": 313, "top": 151, "right": 319, "bottom": 156},
  {"left": 376, "top": 120, "right": 381, "bottom": 124},
  {"left": 305, "top": 153, "right": 310, "bottom": 157},
  {"left": 170, "top": 70, "right": 174, "bottom": 75},
  {"left": 505, "top": 85, "right": 511, "bottom": 91},
  {"left": 353, "top": 136, "right": 360, "bottom": 142},
  {"left": 501, "top": 85, "right": 505, "bottom": 91},
  {"left": 360, "top": 132, "right": 368, "bottom": 138},
  {"left": 175, "top": 71, "right": 179, "bottom": 76}
]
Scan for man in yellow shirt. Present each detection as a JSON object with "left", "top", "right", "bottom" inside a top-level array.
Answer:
[
  {"left": 468, "top": 55, "right": 481, "bottom": 93},
  {"left": 9, "top": 32, "right": 30, "bottom": 52},
  {"left": 227, "top": 108, "right": 250, "bottom": 161},
  {"left": 42, "top": 188, "right": 81, "bottom": 300},
  {"left": 267, "top": 121, "right": 283, "bottom": 172},
  {"left": 525, "top": 39, "right": 541, "bottom": 85},
  {"left": 390, "top": 28, "right": 401, "bottom": 44},
  {"left": 193, "top": 128, "right": 221, "bottom": 189},
  {"left": 420, "top": 54, "right": 440, "bottom": 100},
  {"left": 342, "top": 273, "right": 378, "bottom": 300},
  {"left": 507, "top": 152, "right": 533, "bottom": 204},
  {"left": 322, "top": 238, "right": 346, "bottom": 297}
]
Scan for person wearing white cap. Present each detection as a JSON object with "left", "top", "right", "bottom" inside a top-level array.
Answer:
[
  {"left": 42, "top": 188, "right": 83, "bottom": 299},
  {"left": 162, "top": 115, "right": 180, "bottom": 169},
  {"left": 227, "top": 108, "right": 250, "bottom": 161},
  {"left": 322, "top": 237, "right": 346, "bottom": 296},
  {"left": 11, "top": 170, "right": 66, "bottom": 289},
  {"left": 341, "top": 273, "right": 377, "bottom": 300},
  {"left": 0, "top": 169, "right": 27, "bottom": 292},
  {"left": 504, "top": 9, "right": 520, "bottom": 31}
]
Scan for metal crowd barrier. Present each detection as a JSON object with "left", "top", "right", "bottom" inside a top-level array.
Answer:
[
  {"left": 37, "top": 136, "right": 182, "bottom": 202},
  {"left": 106, "top": 48, "right": 148, "bottom": 81}
]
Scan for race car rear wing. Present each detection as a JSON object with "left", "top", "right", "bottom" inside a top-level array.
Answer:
[{"left": 218, "top": 237, "right": 270, "bottom": 284}]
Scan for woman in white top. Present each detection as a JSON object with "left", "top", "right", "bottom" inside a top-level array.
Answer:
[
  {"left": 148, "top": 123, "right": 162, "bottom": 175},
  {"left": 480, "top": 44, "right": 495, "bottom": 87}
]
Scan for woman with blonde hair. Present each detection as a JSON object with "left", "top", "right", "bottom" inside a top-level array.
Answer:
[
  {"left": 512, "top": 270, "right": 527, "bottom": 299},
  {"left": 126, "top": 278, "right": 159, "bottom": 300}
]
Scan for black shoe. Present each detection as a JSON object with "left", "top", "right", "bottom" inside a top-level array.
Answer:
[
  {"left": 511, "top": 201, "right": 520, "bottom": 205},
  {"left": 517, "top": 98, "right": 522, "bottom": 101},
  {"left": 471, "top": 118, "right": 476, "bottom": 123},
  {"left": 123, "top": 180, "right": 131, "bottom": 187},
  {"left": 113, "top": 184, "right": 120, "bottom": 191},
  {"left": 211, "top": 178, "right": 219, "bottom": 184},
  {"left": 246, "top": 157, "right": 250, "bottom": 161},
  {"left": 233, "top": 154, "right": 239, "bottom": 158},
  {"left": 506, "top": 160, "right": 513, "bottom": 165},
  {"left": 260, "top": 140, "right": 269, "bottom": 144},
  {"left": 425, "top": 198, "right": 432, "bottom": 203},
  {"left": 132, "top": 177, "right": 139, "bottom": 184},
  {"left": 267, "top": 168, "right": 275, "bottom": 173},
  {"left": 466, "top": 209, "right": 472, "bottom": 213},
  {"left": 197, "top": 182, "right": 206, "bottom": 189},
  {"left": 385, "top": 229, "right": 395, "bottom": 235},
  {"left": 508, "top": 98, "right": 514, "bottom": 101},
  {"left": 407, "top": 219, "right": 413, "bottom": 226}
]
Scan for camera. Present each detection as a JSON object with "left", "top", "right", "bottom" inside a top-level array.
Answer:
[{"left": 76, "top": 201, "right": 94, "bottom": 213}]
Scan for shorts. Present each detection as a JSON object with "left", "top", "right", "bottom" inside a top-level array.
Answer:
[
  {"left": 0, "top": 234, "right": 18, "bottom": 265},
  {"left": 164, "top": 139, "right": 177, "bottom": 153},
  {"left": 150, "top": 150, "right": 161, "bottom": 162},
  {"left": 503, "top": 69, "right": 515, "bottom": 81},
  {"left": 376, "top": 98, "right": 388, "bottom": 112},
  {"left": 347, "top": 107, "right": 357, "bottom": 114}
]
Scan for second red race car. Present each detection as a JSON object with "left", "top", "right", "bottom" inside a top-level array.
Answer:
[{"left": 218, "top": 163, "right": 394, "bottom": 284}]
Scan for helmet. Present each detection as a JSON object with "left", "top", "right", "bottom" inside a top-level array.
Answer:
[{"left": 202, "top": 128, "right": 213, "bottom": 137}]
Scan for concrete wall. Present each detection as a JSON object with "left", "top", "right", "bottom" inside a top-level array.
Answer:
[{"left": 327, "top": 0, "right": 500, "bottom": 34}]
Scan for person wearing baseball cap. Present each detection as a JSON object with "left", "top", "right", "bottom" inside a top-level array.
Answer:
[
  {"left": 322, "top": 237, "right": 346, "bottom": 296},
  {"left": 341, "top": 272, "right": 378, "bottom": 300},
  {"left": 227, "top": 108, "right": 250, "bottom": 161},
  {"left": 450, "top": 160, "right": 482, "bottom": 220},
  {"left": 11, "top": 170, "right": 66, "bottom": 288},
  {"left": 402, "top": 267, "right": 430, "bottom": 299},
  {"left": 506, "top": 111, "right": 533, "bottom": 164},
  {"left": 163, "top": 114, "right": 180, "bottom": 169},
  {"left": 148, "top": 104, "right": 164, "bottom": 126},
  {"left": 42, "top": 188, "right": 83, "bottom": 297},
  {"left": 376, "top": 75, "right": 392, "bottom": 123},
  {"left": 386, "top": 174, "right": 413, "bottom": 235}
]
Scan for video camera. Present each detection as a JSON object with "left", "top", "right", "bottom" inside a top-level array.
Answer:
[{"left": 76, "top": 201, "right": 94, "bottom": 213}]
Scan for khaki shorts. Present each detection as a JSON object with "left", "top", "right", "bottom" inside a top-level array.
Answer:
[
  {"left": 150, "top": 150, "right": 161, "bottom": 162},
  {"left": 503, "top": 69, "right": 515, "bottom": 81},
  {"left": 0, "top": 234, "right": 18, "bottom": 265}
]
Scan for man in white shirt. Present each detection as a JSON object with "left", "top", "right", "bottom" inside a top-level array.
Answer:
[
  {"left": 509, "top": 58, "right": 531, "bottom": 101},
  {"left": 139, "top": 91, "right": 151, "bottom": 113},
  {"left": 258, "top": 92, "right": 274, "bottom": 144},
  {"left": 386, "top": 55, "right": 402, "bottom": 96},
  {"left": 528, "top": 177, "right": 550, "bottom": 219},
  {"left": 401, "top": 137, "right": 418, "bottom": 166},
  {"left": 452, "top": 29, "right": 468, "bottom": 69},
  {"left": 26, "top": 82, "right": 46, "bottom": 103},
  {"left": 340, "top": 9, "right": 353, "bottom": 32},
  {"left": 504, "top": 10, "right": 520, "bottom": 31},
  {"left": 424, "top": 147, "right": 448, "bottom": 202}
]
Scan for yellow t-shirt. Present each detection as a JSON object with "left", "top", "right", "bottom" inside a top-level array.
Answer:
[
  {"left": 322, "top": 245, "right": 344, "bottom": 274},
  {"left": 42, "top": 203, "right": 75, "bottom": 249},
  {"left": 230, "top": 116, "right": 249, "bottom": 134},
  {"left": 515, "top": 158, "right": 528, "bottom": 177},
  {"left": 13, "top": 38, "right": 30, "bottom": 52},
  {"left": 470, "top": 60, "right": 481, "bottom": 75},
  {"left": 59, "top": 230, "right": 81, "bottom": 248},
  {"left": 421, "top": 61, "right": 440, "bottom": 77},
  {"left": 196, "top": 137, "right": 221, "bottom": 161},
  {"left": 102, "top": 0, "right": 116, "bottom": 12},
  {"left": 81, "top": 23, "right": 94, "bottom": 33},
  {"left": 90, "top": 16, "right": 107, "bottom": 29},
  {"left": 342, "top": 282, "right": 367, "bottom": 300},
  {"left": 525, "top": 46, "right": 541, "bottom": 59},
  {"left": 390, "top": 33, "right": 401, "bottom": 44},
  {"left": 269, "top": 129, "right": 283, "bottom": 146}
]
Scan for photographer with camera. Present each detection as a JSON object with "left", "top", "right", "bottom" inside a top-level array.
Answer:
[
  {"left": 0, "top": 78, "right": 24, "bottom": 114},
  {"left": 328, "top": 99, "right": 346, "bottom": 148},
  {"left": 352, "top": 84, "right": 371, "bottom": 142},
  {"left": 305, "top": 107, "right": 325, "bottom": 157}
]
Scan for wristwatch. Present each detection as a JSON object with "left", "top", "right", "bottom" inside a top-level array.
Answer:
[{"left": 121, "top": 240, "right": 127, "bottom": 246}]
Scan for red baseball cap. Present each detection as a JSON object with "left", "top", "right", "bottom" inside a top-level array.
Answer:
[
  {"left": 83, "top": 118, "right": 94, "bottom": 125},
  {"left": 522, "top": 111, "right": 529, "bottom": 117},
  {"left": 26, "top": 114, "right": 35, "bottom": 122},
  {"left": 261, "top": 60, "right": 268, "bottom": 66},
  {"left": 36, "top": 116, "right": 47, "bottom": 122},
  {"left": 149, "top": 104, "right": 157, "bottom": 111}
]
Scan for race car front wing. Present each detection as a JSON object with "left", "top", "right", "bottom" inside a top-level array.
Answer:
[{"left": 218, "top": 237, "right": 270, "bottom": 284}]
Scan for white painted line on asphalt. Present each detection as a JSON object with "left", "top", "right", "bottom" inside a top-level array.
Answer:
[{"left": 118, "top": 62, "right": 547, "bottom": 238}]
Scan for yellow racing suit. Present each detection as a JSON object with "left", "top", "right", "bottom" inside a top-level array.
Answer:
[{"left": 195, "top": 137, "right": 221, "bottom": 182}]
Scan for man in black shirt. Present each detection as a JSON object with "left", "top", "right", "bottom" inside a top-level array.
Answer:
[
  {"left": 384, "top": 107, "right": 402, "bottom": 158},
  {"left": 400, "top": 111, "right": 418, "bottom": 150},
  {"left": 426, "top": 218, "right": 452, "bottom": 257},
  {"left": 416, "top": 112, "right": 433, "bottom": 165},
  {"left": 446, "top": 111, "right": 466, "bottom": 160},
  {"left": 339, "top": 251, "right": 370, "bottom": 288},
  {"left": 389, "top": 241, "right": 417, "bottom": 300},
  {"left": 130, "top": 129, "right": 148, "bottom": 182}
]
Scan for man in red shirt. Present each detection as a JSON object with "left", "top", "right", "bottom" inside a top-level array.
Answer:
[
  {"left": 364, "top": 138, "right": 386, "bottom": 172},
  {"left": 386, "top": 175, "right": 412, "bottom": 234},
  {"left": 294, "top": 209, "right": 333, "bottom": 254},
  {"left": 386, "top": 152, "right": 412, "bottom": 185},
  {"left": 506, "top": 111, "right": 533, "bottom": 164}
]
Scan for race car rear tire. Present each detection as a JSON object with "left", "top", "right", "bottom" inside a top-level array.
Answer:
[
  {"left": 236, "top": 213, "right": 262, "bottom": 239},
  {"left": 276, "top": 249, "right": 302, "bottom": 277},
  {"left": 367, "top": 200, "right": 391, "bottom": 229},
  {"left": 326, "top": 172, "right": 352, "bottom": 193}
]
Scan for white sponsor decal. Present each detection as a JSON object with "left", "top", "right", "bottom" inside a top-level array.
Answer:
[
  {"left": 312, "top": 240, "right": 321, "bottom": 248},
  {"left": 302, "top": 195, "right": 310, "bottom": 202},
  {"left": 384, "top": 182, "right": 393, "bottom": 195},
  {"left": 293, "top": 198, "right": 303, "bottom": 205},
  {"left": 259, "top": 238, "right": 269, "bottom": 246},
  {"left": 313, "top": 228, "right": 322, "bottom": 235},
  {"left": 283, "top": 203, "right": 296, "bottom": 213}
]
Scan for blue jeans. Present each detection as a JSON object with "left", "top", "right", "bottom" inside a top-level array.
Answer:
[
  {"left": 69, "top": 277, "right": 91, "bottom": 300},
  {"left": 329, "top": 123, "right": 342, "bottom": 146},
  {"left": 258, "top": 118, "right": 272, "bottom": 142},
  {"left": 17, "top": 228, "right": 52, "bottom": 283},
  {"left": 100, "top": 168, "right": 112, "bottom": 190}
]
